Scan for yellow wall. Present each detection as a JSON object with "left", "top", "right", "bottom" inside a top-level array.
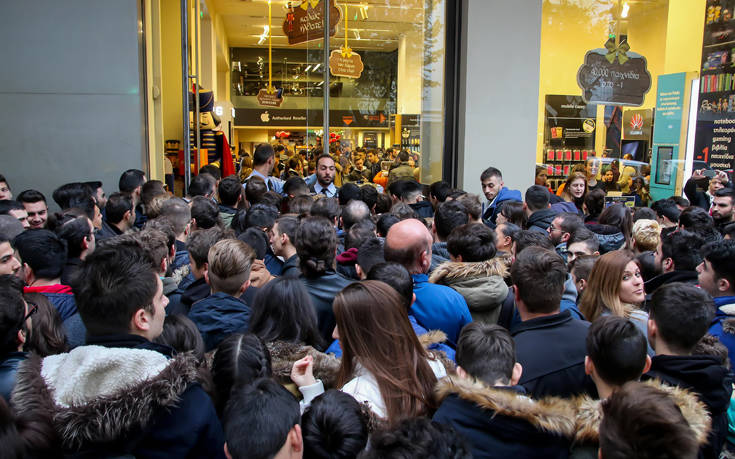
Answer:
[
  {"left": 536, "top": 0, "right": 705, "bottom": 163},
  {"left": 160, "top": 0, "right": 183, "bottom": 149},
  {"left": 536, "top": 2, "right": 611, "bottom": 162}
]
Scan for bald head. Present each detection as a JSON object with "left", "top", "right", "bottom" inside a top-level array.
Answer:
[{"left": 384, "top": 218, "right": 432, "bottom": 274}]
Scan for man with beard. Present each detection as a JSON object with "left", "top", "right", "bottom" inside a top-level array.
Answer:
[
  {"left": 711, "top": 188, "right": 735, "bottom": 235},
  {"left": 310, "top": 154, "right": 339, "bottom": 198}
]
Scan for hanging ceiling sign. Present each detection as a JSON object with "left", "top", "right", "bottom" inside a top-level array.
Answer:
[
  {"left": 257, "top": 88, "right": 284, "bottom": 108},
  {"left": 577, "top": 38, "right": 652, "bottom": 106},
  {"left": 283, "top": 0, "right": 341, "bottom": 45},
  {"left": 329, "top": 49, "right": 364, "bottom": 78}
]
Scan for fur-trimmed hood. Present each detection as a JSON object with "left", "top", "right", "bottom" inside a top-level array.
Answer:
[
  {"left": 268, "top": 341, "right": 341, "bottom": 389},
  {"left": 572, "top": 379, "right": 711, "bottom": 445},
  {"left": 435, "top": 376, "right": 576, "bottom": 438},
  {"left": 11, "top": 347, "right": 201, "bottom": 451},
  {"left": 429, "top": 259, "right": 509, "bottom": 323}
]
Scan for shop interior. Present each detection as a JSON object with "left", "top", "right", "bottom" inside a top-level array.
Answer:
[
  {"left": 535, "top": 0, "right": 705, "bottom": 198},
  {"left": 152, "top": 0, "right": 447, "bottom": 190}
]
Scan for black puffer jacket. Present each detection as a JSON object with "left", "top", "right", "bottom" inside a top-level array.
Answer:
[{"left": 643, "top": 355, "right": 732, "bottom": 459}]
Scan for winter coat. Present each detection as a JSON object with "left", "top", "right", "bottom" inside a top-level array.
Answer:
[
  {"left": 433, "top": 377, "right": 575, "bottom": 459},
  {"left": 570, "top": 380, "right": 712, "bottom": 459},
  {"left": 11, "top": 336, "right": 225, "bottom": 458},
  {"left": 586, "top": 223, "right": 625, "bottom": 254},
  {"left": 527, "top": 208, "right": 559, "bottom": 233},
  {"left": 218, "top": 205, "right": 237, "bottom": 228},
  {"left": 550, "top": 200, "right": 581, "bottom": 215},
  {"left": 299, "top": 358, "right": 447, "bottom": 420},
  {"left": 24, "top": 284, "right": 77, "bottom": 322},
  {"left": 412, "top": 273, "right": 472, "bottom": 347},
  {"left": 267, "top": 340, "right": 341, "bottom": 391},
  {"left": 708, "top": 296, "right": 735, "bottom": 370},
  {"left": 281, "top": 254, "right": 301, "bottom": 278},
  {"left": 482, "top": 187, "right": 523, "bottom": 225},
  {"left": 300, "top": 270, "right": 355, "bottom": 348},
  {"left": 96, "top": 219, "right": 123, "bottom": 241},
  {"left": 410, "top": 200, "right": 434, "bottom": 219},
  {"left": 387, "top": 163, "right": 415, "bottom": 187},
  {"left": 430, "top": 258, "right": 509, "bottom": 324},
  {"left": 0, "top": 352, "right": 27, "bottom": 402},
  {"left": 429, "top": 241, "right": 451, "bottom": 274},
  {"left": 188, "top": 292, "right": 252, "bottom": 351},
  {"left": 511, "top": 310, "right": 594, "bottom": 398},
  {"left": 644, "top": 270, "right": 699, "bottom": 296},
  {"left": 643, "top": 354, "right": 732, "bottom": 459}
]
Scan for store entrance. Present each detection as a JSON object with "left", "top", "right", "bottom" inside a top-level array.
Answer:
[{"left": 153, "top": 0, "right": 450, "bottom": 193}]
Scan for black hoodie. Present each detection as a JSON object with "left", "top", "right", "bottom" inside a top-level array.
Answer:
[
  {"left": 643, "top": 355, "right": 732, "bottom": 459},
  {"left": 527, "top": 208, "right": 558, "bottom": 233}
]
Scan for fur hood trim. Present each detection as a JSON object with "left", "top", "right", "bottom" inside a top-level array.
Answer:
[
  {"left": 11, "top": 350, "right": 200, "bottom": 450},
  {"left": 435, "top": 377, "right": 576, "bottom": 437},
  {"left": 268, "top": 341, "right": 341, "bottom": 389},
  {"left": 419, "top": 330, "right": 456, "bottom": 374},
  {"left": 572, "top": 379, "right": 711, "bottom": 445},
  {"left": 722, "top": 317, "right": 735, "bottom": 335},
  {"left": 429, "top": 258, "right": 508, "bottom": 284}
]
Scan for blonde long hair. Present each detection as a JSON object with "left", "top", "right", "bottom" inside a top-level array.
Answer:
[{"left": 579, "top": 251, "right": 638, "bottom": 321}]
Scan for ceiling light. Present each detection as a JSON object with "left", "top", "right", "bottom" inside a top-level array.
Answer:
[
  {"left": 304, "top": 64, "right": 312, "bottom": 72},
  {"left": 353, "top": 30, "right": 360, "bottom": 40},
  {"left": 621, "top": 2, "right": 629, "bottom": 18},
  {"left": 359, "top": 4, "right": 369, "bottom": 20},
  {"left": 312, "top": 63, "right": 320, "bottom": 71}
]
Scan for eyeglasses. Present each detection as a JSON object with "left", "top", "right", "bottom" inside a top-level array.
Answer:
[{"left": 23, "top": 302, "right": 39, "bottom": 322}]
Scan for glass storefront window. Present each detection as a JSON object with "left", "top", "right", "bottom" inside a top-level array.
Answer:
[
  {"left": 534, "top": 0, "right": 704, "bottom": 203},
  {"left": 162, "top": 0, "right": 450, "bottom": 188}
]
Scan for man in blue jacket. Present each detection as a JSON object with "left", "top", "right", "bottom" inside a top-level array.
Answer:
[
  {"left": 480, "top": 167, "right": 522, "bottom": 227},
  {"left": 385, "top": 218, "right": 472, "bottom": 347},
  {"left": 701, "top": 240, "right": 735, "bottom": 369}
]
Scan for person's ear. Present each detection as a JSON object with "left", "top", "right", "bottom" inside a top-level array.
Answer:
[
  {"left": 647, "top": 319, "right": 657, "bottom": 346},
  {"left": 577, "top": 278, "right": 587, "bottom": 292},
  {"left": 238, "top": 279, "right": 251, "bottom": 295},
  {"left": 584, "top": 355, "right": 594, "bottom": 376},
  {"left": 719, "top": 277, "right": 731, "bottom": 293},
  {"left": 160, "top": 257, "right": 168, "bottom": 275},
  {"left": 224, "top": 443, "right": 232, "bottom": 459},
  {"left": 456, "top": 254, "right": 464, "bottom": 263},
  {"left": 355, "top": 264, "right": 365, "bottom": 280},
  {"left": 16, "top": 328, "right": 26, "bottom": 347},
  {"left": 123, "top": 209, "right": 132, "bottom": 223},
  {"left": 82, "top": 236, "right": 90, "bottom": 251},
  {"left": 522, "top": 202, "right": 528, "bottom": 211},
  {"left": 455, "top": 365, "right": 468, "bottom": 379},
  {"left": 510, "top": 362, "right": 523, "bottom": 386},
  {"left": 204, "top": 270, "right": 211, "bottom": 286},
  {"left": 642, "top": 355, "right": 652, "bottom": 375},
  {"left": 663, "top": 257, "right": 673, "bottom": 271},
  {"left": 131, "top": 308, "right": 151, "bottom": 333},
  {"left": 289, "top": 424, "right": 303, "bottom": 454},
  {"left": 23, "top": 263, "right": 33, "bottom": 285},
  {"left": 593, "top": 251, "right": 600, "bottom": 256}
]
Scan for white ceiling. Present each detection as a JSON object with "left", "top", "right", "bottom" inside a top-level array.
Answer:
[{"left": 210, "top": 0, "right": 429, "bottom": 50}]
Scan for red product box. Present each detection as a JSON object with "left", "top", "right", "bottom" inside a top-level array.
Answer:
[
  {"left": 564, "top": 150, "right": 572, "bottom": 161},
  {"left": 547, "top": 149, "right": 554, "bottom": 161},
  {"left": 556, "top": 150, "right": 564, "bottom": 160},
  {"left": 582, "top": 150, "right": 588, "bottom": 160},
  {"left": 547, "top": 165, "right": 555, "bottom": 176},
  {"left": 563, "top": 165, "right": 571, "bottom": 176},
  {"left": 574, "top": 150, "right": 581, "bottom": 161},
  {"left": 555, "top": 165, "right": 563, "bottom": 175}
]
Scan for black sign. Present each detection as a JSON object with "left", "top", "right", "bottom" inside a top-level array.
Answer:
[
  {"left": 693, "top": 111, "right": 735, "bottom": 172},
  {"left": 234, "top": 109, "right": 390, "bottom": 128},
  {"left": 544, "top": 95, "right": 596, "bottom": 148},
  {"left": 363, "top": 132, "right": 378, "bottom": 148},
  {"left": 577, "top": 51, "right": 652, "bottom": 106},
  {"left": 622, "top": 108, "right": 653, "bottom": 140}
]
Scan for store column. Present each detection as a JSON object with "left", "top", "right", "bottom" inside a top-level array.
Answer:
[{"left": 458, "top": 0, "right": 542, "bottom": 195}]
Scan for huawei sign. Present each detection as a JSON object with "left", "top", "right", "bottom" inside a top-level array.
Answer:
[{"left": 630, "top": 114, "right": 644, "bottom": 130}]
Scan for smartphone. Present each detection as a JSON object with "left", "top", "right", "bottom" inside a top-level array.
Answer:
[{"left": 703, "top": 169, "right": 716, "bottom": 178}]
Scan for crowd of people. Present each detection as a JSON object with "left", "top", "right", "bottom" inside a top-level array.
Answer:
[{"left": 0, "top": 142, "right": 734, "bottom": 458}]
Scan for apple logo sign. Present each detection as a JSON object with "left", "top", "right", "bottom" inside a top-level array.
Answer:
[{"left": 261, "top": 111, "right": 270, "bottom": 123}]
